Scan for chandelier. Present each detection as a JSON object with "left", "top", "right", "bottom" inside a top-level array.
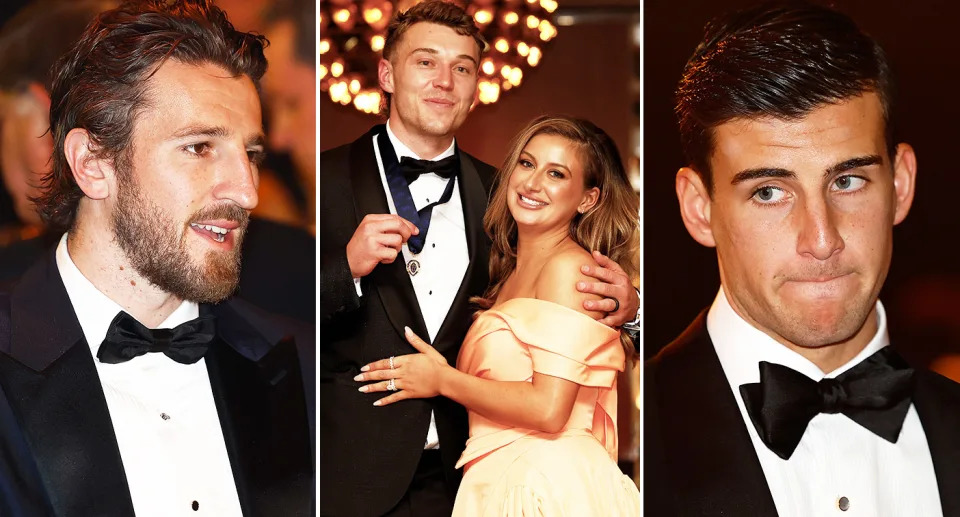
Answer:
[{"left": 320, "top": 0, "right": 559, "bottom": 114}]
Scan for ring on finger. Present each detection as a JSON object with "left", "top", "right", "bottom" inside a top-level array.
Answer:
[
  {"left": 609, "top": 297, "right": 620, "bottom": 313},
  {"left": 387, "top": 378, "right": 397, "bottom": 391},
  {"left": 389, "top": 356, "right": 395, "bottom": 370}
]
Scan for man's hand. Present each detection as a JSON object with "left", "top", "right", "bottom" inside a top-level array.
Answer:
[
  {"left": 577, "top": 250, "right": 639, "bottom": 327},
  {"left": 346, "top": 214, "right": 418, "bottom": 278}
]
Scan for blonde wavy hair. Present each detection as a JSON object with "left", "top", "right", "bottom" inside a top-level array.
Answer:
[{"left": 473, "top": 115, "right": 640, "bottom": 357}]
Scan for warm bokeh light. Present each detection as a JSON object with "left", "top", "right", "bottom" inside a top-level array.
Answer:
[
  {"left": 526, "top": 15, "right": 539, "bottom": 29},
  {"left": 362, "top": 7, "right": 383, "bottom": 24},
  {"left": 474, "top": 9, "right": 492, "bottom": 24},
  {"left": 331, "top": 61, "right": 344, "bottom": 77},
  {"left": 508, "top": 67, "right": 523, "bottom": 86},
  {"left": 482, "top": 58, "right": 495, "bottom": 75},
  {"left": 319, "top": 39, "right": 330, "bottom": 55},
  {"left": 370, "top": 35, "right": 384, "bottom": 52},
  {"left": 478, "top": 80, "right": 501, "bottom": 104},
  {"left": 333, "top": 9, "right": 350, "bottom": 24},
  {"left": 504, "top": 11, "right": 519, "bottom": 25},
  {"left": 494, "top": 38, "right": 510, "bottom": 53}
]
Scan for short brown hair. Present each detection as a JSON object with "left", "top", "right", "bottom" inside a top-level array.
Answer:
[
  {"left": 36, "top": 0, "right": 267, "bottom": 229},
  {"left": 380, "top": 0, "right": 485, "bottom": 113}
]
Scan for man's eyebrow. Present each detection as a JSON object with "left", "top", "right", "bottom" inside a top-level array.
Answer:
[
  {"left": 410, "top": 47, "right": 478, "bottom": 66},
  {"left": 731, "top": 168, "right": 796, "bottom": 185},
  {"left": 171, "top": 125, "right": 230, "bottom": 139},
  {"left": 247, "top": 133, "right": 266, "bottom": 148},
  {"left": 824, "top": 155, "right": 883, "bottom": 176}
]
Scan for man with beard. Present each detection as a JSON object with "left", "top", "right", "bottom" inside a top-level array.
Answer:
[
  {"left": 645, "top": 3, "right": 960, "bottom": 516},
  {"left": 0, "top": 1, "right": 313, "bottom": 515},
  {"left": 319, "top": 1, "right": 641, "bottom": 515}
]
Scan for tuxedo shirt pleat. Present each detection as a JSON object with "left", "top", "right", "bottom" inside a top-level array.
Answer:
[
  {"left": 55, "top": 234, "right": 243, "bottom": 516},
  {"left": 707, "top": 288, "right": 942, "bottom": 517},
  {"left": 368, "top": 120, "right": 469, "bottom": 450}
]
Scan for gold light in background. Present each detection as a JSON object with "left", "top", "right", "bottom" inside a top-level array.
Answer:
[{"left": 320, "top": 0, "right": 559, "bottom": 114}]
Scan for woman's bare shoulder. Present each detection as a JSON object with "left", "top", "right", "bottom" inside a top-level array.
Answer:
[{"left": 534, "top": 247, "right": 603, "bottom": 318}]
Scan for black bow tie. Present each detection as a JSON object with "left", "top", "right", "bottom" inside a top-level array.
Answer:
[
  {"left": 97, "top": 311, "right": 216, "bottom": 365},
  {"left": 398, "top": 155, "right": 459, "bottom": 184},
  {"left": 739, "top": 347, "right": 915, "bottom": 460}
]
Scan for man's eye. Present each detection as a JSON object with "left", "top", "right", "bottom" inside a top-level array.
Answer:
[
  {"left": 833, "top": 175, "right": 867, "bottom": 192},
  {"left": 752, "top": 185, "right": 785, "bottom": 203},
  {"left": 248, "top": 149, "right": 265, "bottom": 165},
  {"left": 184, "top": 143, "right": 210, "bottom": 156},
  {"left": 519, "top": 159, "right": 533, "bottom": 168}
]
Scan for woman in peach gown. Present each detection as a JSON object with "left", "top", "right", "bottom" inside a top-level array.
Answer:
[{"left": 358, "top": 116, "right": 641, "bottom": 516}]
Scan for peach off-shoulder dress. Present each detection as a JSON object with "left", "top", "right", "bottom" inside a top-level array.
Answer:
[{"left": 451, "top": 298, "right": 641, "bottom": 516}]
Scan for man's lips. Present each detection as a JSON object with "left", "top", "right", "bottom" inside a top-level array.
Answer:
[
  {"left": 189, "top": 220, "right": 242, "bottom": 244},
  {"left": 785, "top": 272, "right": 853, "bottom": 283},
  {"left": 424, "top": 97, "right": 455, "bottom": 107}
]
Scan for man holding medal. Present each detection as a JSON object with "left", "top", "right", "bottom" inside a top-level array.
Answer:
[{"left": 318, "top": 1, "right": 640, "bottom": 516}]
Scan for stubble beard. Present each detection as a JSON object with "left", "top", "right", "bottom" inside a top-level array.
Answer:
[{"left": 111, "top": 171, "right": 248, "bottom": 304}]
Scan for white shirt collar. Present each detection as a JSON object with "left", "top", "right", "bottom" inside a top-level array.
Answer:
[
  {"left": 707, "top": 286, "right": 890, "bottom": 389},
  {"left": 55, "top": 233, "right": 199, "bottom": 353},
  {"left": 385, "top": 118, "right": 456, "bottom": 161}
]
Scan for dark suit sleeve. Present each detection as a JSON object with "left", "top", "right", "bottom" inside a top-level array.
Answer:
[
  {"left": 319, "top": 145, "right": 363, "bottom": 324},
  {"left": 319, "top": 247, "right": 361, "bottom": 322}
]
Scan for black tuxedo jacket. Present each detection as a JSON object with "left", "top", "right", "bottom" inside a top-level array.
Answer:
[
  {"left": 645, "top": 312, "right": 960, "bottom": 517},
  {"left": 0, "top": 249, "right": 315, "bottom": 516},
  {"left": 319, "top": 127, "right": 496, "bottom": 516}
]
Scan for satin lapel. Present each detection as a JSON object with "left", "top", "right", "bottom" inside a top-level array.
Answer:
[
  {"left": 206, "top": 305, "right": 312, "bottom": 517},
  {"left": 349, "top": 126, "right": 429, "bottom": 340},
  {"left": 652, "top": 313, "right": 778, "bottom": 516},
  {"left": 912, "top": 371, "right": 960, "bottom": 517},
  {"left": 432, "top": 154, "right": 490, "bottom": 353},
  {"left": 0, "top": 251, "right": 133, "bottom": 515}
]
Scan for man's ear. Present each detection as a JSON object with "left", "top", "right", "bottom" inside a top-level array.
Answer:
[
  {"left": 63, "top": 128, "right": 114, "bottom": 201},
  {"left": 676, "top": 167, "right": 716, "bottom": 247},
  {"left": 378, "top": 58, "right": 395, "bottom": 95},
  {"left": 891, "top": 142, "right": 917, "bottom": 225}
]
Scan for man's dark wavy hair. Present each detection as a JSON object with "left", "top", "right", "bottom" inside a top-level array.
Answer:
[
  {"left": 675, "top": 1, "right": 895, "bottom": 192},
  {"left": 36, "top": 0, "right": 268, "bottom": 229}
]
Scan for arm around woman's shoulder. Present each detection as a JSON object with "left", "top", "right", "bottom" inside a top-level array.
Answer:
[{"left": 535, "top": 250, "right": 605, "bottom": 320}]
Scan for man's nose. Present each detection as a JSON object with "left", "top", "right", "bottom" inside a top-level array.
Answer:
[
  {"left": 212, "top": 150, "right": 259, "bottom": 210},
  {"left": 795, "top": 196, "right": 843, "bottom": 260}
]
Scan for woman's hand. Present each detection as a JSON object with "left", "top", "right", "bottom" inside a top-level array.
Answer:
[{"left": 354, "top": 326, "right": 450, "bottom": 406}]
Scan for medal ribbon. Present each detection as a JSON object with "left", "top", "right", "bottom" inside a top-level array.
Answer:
[{"left": 375, "top": 125, "right": 458, "bottom": 254}]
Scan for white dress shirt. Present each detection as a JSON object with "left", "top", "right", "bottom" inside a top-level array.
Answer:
[
  {"left": 707, "top": 287, "right": 942, "bottom": 517},
  {"left": 56, "top": 234, "right": 243, "bottom": 516},
  {"left": 354, "top": 120, "right": 470, "bottom": 449}
]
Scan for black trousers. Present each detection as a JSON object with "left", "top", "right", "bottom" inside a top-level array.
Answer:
[{"left": 382, "top": 450, "right": 454, "bottom": 517}]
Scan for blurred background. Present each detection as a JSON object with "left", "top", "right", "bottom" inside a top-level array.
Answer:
[
  {"left": 644, "top": 0, "right": 960, "bottom": 382},
  {"left": 0, "top": 0, "right": 316, "bottom": 322},
  {"left": 319, "top": 0, "right": 641, "bottom": 480}
]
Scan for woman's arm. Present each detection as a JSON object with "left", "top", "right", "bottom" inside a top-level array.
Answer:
[
  {"left": 357, "top": 327, "right": 578, "bottom": 433},
  {"left": 357, "top": 251, "right": 599, "bottom": 433}
]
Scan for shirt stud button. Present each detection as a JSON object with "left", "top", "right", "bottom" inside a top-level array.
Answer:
[
  {"left": 838, "top": 496, "right": 850, "bottom": 511},
  {"left": 160, "top": 413, "right": 171, "bottom": 421},
  {"left": 192, "top": 500, "right": 199, "bottom": 511}
]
